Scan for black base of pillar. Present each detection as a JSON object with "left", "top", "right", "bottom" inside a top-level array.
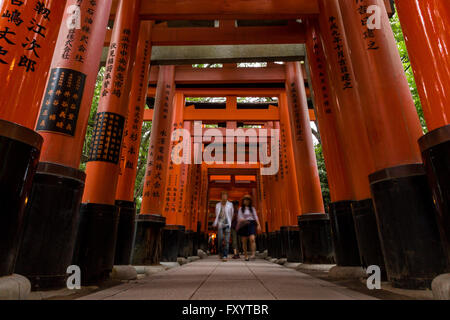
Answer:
[
  {"left": 131, "top": 214, "right": 166, "bottom": 265},
  {"left": 177, "top": 228, "right": 187, "bottom": 258},
  {"left": 193, "top": 231, "right": 199, "bottom": 256},
  {"left": 14, "top": 163, "right": 85, "bottom": 290},
  {"left": 267, "top": 232, "right": 276, "bottom": 258},
  {"left": 256, "top": 234, "right": 262, "bottom": 252},
  {"left": 419, "top": 125, "right": 450, "bottom": 267},
  {"left": 281, "top": 226, "right": 302, "bottom": 262},
  {"left": 351, "top": 199, "right": 387, "bottom": 280},
  {"left": 114, "top": 200, "right": 137, "bottom": 266},
  {"left": 72, "top": 203, "right": 119, "bottom": 285},
  {"left": 329, "top": 202, "right": 361, "bottom": 266},
  {"left": 161, "top": 225, "right": 185, "bottom": 262},
  {"left": 183, "top": 230, "right": 194, "bottom": 258},
  {"left": 0, "top": 120, "right": 42, "bottom": 277},
  {"left": 275, "top": 231, "right": 284, "bottom": 259},
  {"left": 370, "top": 164, "right": 448, "bottom": 289},
  {"left": 261, "top": 233, "right": 268, "bottom": 252},
  {"left": 298, "top": 213, "right": 334, "bottom": 264},
  {"left": 280, "top": 228, "right": 288, "bottom": 259},
  {"left": 198, "top": 232, "right": 208, "bottom": 252}
]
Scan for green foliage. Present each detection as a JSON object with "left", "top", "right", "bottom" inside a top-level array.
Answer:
[
  {"left": 79, "top": 66, "right": 104, "bottom": 172},
  {"left": 390, "top": 10, "right": 427, "bottom": 132},
  {"left": 315, "top": 144, "right": 331, "bottom": 212},
  {"left": 134, "top": 120, "right": 152, "bottom": 213},
  {"left": 192, "top": 64, "right": 223, "bottom": 68}
]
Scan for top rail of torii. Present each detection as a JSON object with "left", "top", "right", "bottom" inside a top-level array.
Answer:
[{"left": 109, "top": 0, "right": 392, "bottom": 21}]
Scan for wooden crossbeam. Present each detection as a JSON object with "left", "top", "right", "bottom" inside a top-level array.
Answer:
[
  {"left": 208, "top": 167, "right": 259, "bottom": 175},
  {"left": 109, "top": 0, "right": 393, "bottom": 20},
  {"left": 110, "top": 0, "right": 320, "bottom": 20},
  {"left": 146, "top": 65, "right": 306, "bottom": 85},
  {"left": 104, "top": 21, "right": 306, "bottom": 46},
  {"left": 142, "top": 105, "right": 316, "bottom": 121}
]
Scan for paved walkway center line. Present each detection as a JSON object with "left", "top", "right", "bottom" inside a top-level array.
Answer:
[{"left": 188, "top": 260, "right": 222, "bottom": 300}]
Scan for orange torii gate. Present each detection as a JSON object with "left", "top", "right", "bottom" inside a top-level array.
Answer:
[{"left": 0, "top": 0, "right": 448, "bottom": 297}]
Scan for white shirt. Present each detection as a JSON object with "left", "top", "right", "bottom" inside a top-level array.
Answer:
[
  {"left": 238, "top": 206, "right": 259, "bottom": 223},
  {"left": 213, "top": 201, "right": 234, "bottom": 229}
]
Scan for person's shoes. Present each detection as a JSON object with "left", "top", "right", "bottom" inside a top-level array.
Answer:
[
  {"left": 232, "top": 255, "right": 239, "bottom": 259},
  {"left": 245, "top": 257, "right": 249, "bottom": 261},
  {"left": 250, "top": 255, "right": 256, "bottom": 260},
  {"left": 222, "top": 257, "right": 228, "bottom": 262}
]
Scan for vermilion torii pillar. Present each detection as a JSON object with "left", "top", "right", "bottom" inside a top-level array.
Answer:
[
  {"left": 305, "top": 19, "right": 353, "bottom": 206},
  {"left": 273, "top": 121, "right": 289, "bottom": 229},
  {"left": 114, "top": 21, "right": 153, "bottom": 266},
  {"left": 302, "top": 18, "right": 354, "bottom": 266},
  {"left": 395, "top": 0, "right": 450, "bottom": 132},
  {"left": 13, "top": 0, "right": 113, "bottom": 290},
  {"left": 141, "top": 65, "right": 176, "bottom": 215},
  {"left": 395, "top": 0, "right": 450, "bottom": 268},
  {"left": 275, "top": 109, "right": 303, "bottom": 261},
  {"left": 284, "top": 62, "right": 325, "bottom": 215},
  {"left": 178, "top": 121, "right": 192, "bottom": 230},
  {"left": 198, "top": 163, "right": 209, "bottom": 253},
  {"left": 279, "top": 92, "right": 302, "bottom": 226},
  {"left": 0, "top": 0, "right": 65, "bottom": 129},
  {"left": 318, "top": 0, "right": 372, "bottom": 268},
  {"left": 339, "top": 0, "right": 447, "bottom": 288},
  {"left": 75, "top": 0, "right": 141, "bottom": 284},
  {"left": 264, "top": 121, "right": 283, "bottom": 258},
  {"left": 0, "top": 0, "right": 66, "bottom": 279},
  {"left": 163, "top": 92, "right": 185, "bottom": 226},
  {"left": 140, "top": 66, "right": 180, "bottom": 262}
]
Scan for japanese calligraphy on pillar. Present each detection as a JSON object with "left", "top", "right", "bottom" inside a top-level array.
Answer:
[
  {"left": 118, "top": 105, "right": 139, "bottom": 175},
  {"left": 62, "top": 0, "right": 98, "bottom": 62},
  {"left": 178, "top": 161, "right": 186, "bottom": 215},
  {"left": 0, "top": 0, "right": 52, "bottom": 71},
  {"left": 192, "top": 165, "right": 201, "bottom": 227},
  {"left": 143, "top": 127, "right": 167, "bottom": 199},
  {"left": 355, "top": 0, "right": 379, "bottom": 50},
  {"left": 328, "top": 16, "right": 353, "bottom": 90},
  {"left": 165, "top": 122, "right": 179, "bottom": 213},
  {"left": 119, "top": 40, "right": 150, "bottom": 176},
  {"left": 311, "top": 35, "right": 332, "bottom": 114},
  {"left": 143, "top": 83, "right": 173, "bottom": 201},
  {"left": 164, "top": 121, "right": 184, "bottom": 214},
  {"left": 88, "top": 112, "right": 125, "bottom": 164},
  {"left": 199, "top": 165, "right": 208, "bottom": 227},
  {"left": 102, "top": 28, "right": 131, "bottom": 98},
  {"left": 186, "top": 165, "right": 196, "bottom": 225},
  {"left": 289, "top": 83, "right": 304, "bottom": 142},
  {"left": 280, "top": 124, "right": 289, "bottom": 178},
  {"left": 36, "top": 68, "right": 86, "bottom": 136}
]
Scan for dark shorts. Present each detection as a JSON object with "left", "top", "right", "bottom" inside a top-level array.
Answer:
[{"left": 238, "top": 220, "right": 257, "bottom": 237}]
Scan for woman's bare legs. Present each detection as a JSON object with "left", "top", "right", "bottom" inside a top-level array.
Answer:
[
  {"left": 242, "top": 236, "right": 248, "bottom": 259},
  {"left": 249, "top": 234, "right": 256, "bottom": 258}
]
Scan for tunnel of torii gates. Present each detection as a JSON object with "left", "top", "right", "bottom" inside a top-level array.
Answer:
[{"left": 0, "top": 0, "right": 449, "bottom": 293}]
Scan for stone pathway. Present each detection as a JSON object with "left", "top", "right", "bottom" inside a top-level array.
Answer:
[{"left": 78, "top": 256, "right": 377, "bottom": 300}]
